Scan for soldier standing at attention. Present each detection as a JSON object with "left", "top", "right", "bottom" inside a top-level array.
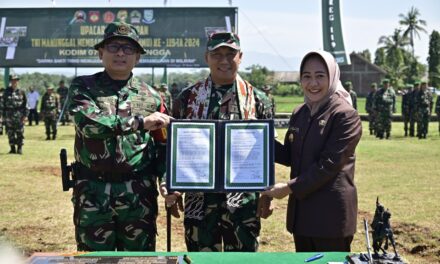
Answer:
[
  {"left": 40, "top": 84, "right": 59, "bottom": 140},
  {"left": 2, "top": 75, "right": 28, "bottom": 154},
  {"left": 0, "top": 87, "right": 4, "bottom": 136},
  {"left": 365, "top": 82, "right": 377, "bottom": 135},
  {"left": 67, "top": 22, "right": 171, "bottom": 251},
  {"left": 415, "top": 81, "right": 433, "bottom": 139},
  {"left": 409, "top": 81, "right": 420, "bottom": 137},
  {"left": 344, "top": 81, "right": 357, "bottom": 110},
  {"left": 435, "top": 93, "right": 440, "bottom": 135},
  {"left": 373, "top": 79, "right": 396, "bottom": 139},
  {"left": 57, "top": 80, "right": 69, "bottom": 125},
  {"left": 401, "top": 83, "right": 413, "bottom": 137},
  {"left": 158, "top": 83, "right": 173, "bottom": 113},
  {"left": 170, "top": 32, "right": 273, "bottom": 252}
]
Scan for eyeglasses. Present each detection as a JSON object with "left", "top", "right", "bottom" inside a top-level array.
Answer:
[{"left": 105, "top": 43, "right": 137, "bottom": 55}]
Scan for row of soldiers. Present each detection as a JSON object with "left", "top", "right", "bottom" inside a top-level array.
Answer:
[
  {"left": 0, "top": 75, "right": 66, "bottom": 154},
  {"left": 365, "top": 79, "right": 439, "bottom": 139}
]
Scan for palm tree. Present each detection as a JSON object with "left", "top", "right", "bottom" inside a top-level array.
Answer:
[
  {"left": 399, "top": 6, "right": 428, "bottom": 58},
  {"left": 378, "top": 29, "right": 410, "bottom": 84}
]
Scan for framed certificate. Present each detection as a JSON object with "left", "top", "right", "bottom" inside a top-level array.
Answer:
[{"left": 166, "top": 119, "right": 274, "bottom": 192}]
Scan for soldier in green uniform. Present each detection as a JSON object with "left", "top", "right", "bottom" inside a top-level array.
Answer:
[
  {"left": 67, "top": 22, "right": 171, "bottom": 251},
  {"left": 57, "top": 80, "right": 69, "bottom": 125},
  {"left": 344, "top": 81, "right": 357, "bottom": 110},
  {"left": 171, "top": 32, "right": 273, "bottom": 252},
  {"left": 436, "top": 93, "right": 440, "bottom": 135},
  {"left": 415, "top": 81, "right": 433, "bottom": 139},
  {"left": 0, "top": 87, "right": 4, "bottom": 136},
  {"left": 40, "top": 84, "right": 59, "bottom": 140},
  {"left": 159, "top": 83, "right": 173, "bottom": 113},
  {"left": 373, "top": 79, "right": 396, "bottom": 139},
  {"left": 409, "top": 81, "right": 421, "bottom": 137},
  {"left": 365, "top": 82, "right": 377, "bottom": 135},
  {"left": 254, "top": 85, "right": 275, "bottom": 119},
  {"left": 2, "top": 75, "right": 28, "bottom": 154},
  {"left": 401, "top": 83, "right": 413, "bottom": 136}
]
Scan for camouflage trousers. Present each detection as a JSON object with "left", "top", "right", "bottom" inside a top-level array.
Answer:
[
  {"left": 416, "top": 111, "right": 430, "bottom": 138},
  {"left": 44, "top": 116, "right": 57, "bottom": 138},
  {"left": 5, "top": 123, "right": 24, "bottom": 146},
  {"left": 184, "top": 193, "right": 260, "bottom": 252},
  {"left": 375, "top": 113, "right": 392, "bottom": 138},
  {"left": 72, "top": 177, "right": 158, "bottom": 251},
  {"left": 367, "top": 112, "right": 376, "bottom": 134}
]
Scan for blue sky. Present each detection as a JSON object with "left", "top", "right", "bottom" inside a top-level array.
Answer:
[{"left": 1, "top": 0, "right": 439, "bottom": 75}]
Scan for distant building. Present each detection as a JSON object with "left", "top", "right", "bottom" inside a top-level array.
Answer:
[
  {"left": 273, "top": 71, "right": 299, "bottom": 85},
  {"left": 340, "top": 52, "right": 387, "bottom": 96}
]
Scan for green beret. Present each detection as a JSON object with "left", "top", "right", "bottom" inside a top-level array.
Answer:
[
  {"left": 344, "top": 81, "right": 352, "bottom": 86},
  {"left": 406, "top": 83, "right": 414, "bottom": 88},
  {"left": 414, "top": 80, "right": 421, "bottom": 85},
  {"left": 94, "top": 22, "right": 146, "bottom": 54},
  {"left": 382, "top": 79, "right": 390, "bottom": 84},
  {"left": 371, "top": 82, "right": 377, "bottom": 87}
]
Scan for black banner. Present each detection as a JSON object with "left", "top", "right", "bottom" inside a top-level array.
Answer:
[{"left": 0, "top": 7, "right": 237, "bottom": 68}]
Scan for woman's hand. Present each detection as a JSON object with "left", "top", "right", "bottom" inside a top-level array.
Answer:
[{"left": 261, "top": 183, "right": 292, "bottom": 199}]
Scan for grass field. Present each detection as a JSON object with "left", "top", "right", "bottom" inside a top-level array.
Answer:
[
  {"left": 0, "top": 120, "right": 439, "bottom": 263},
  {"left": 274, "top": 95, "right": 407, "bottom": 115}
]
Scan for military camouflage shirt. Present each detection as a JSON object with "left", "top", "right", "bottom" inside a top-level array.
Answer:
[
  {"left": 68, "top": 71, "right": 167, "bottom": 177},
  {"left": 40, "top": 92, "right": 60, "bottom": 118},
  {"left": 374, "top": 87, "right": 396, "bottom": 114},
  {"left": 2, "top": 87, "right": 28, "bottom": 122},
  {"left": 253, "top": 87, "right": 274, "bottom": 119}
]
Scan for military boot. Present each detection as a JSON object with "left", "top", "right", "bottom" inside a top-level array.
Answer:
[
  {"left": 46, "top": 134, "right": 51, "bottom": 140},
  {"left": 9, "top": 145, "right": 16, "bottom": 154},
  {"left": 386, "top": 132, "right": 390, "bottom": 139},
  {"left": 17, "top": 145, "right": 22, "bottom": 155},
  {"left": 52, "top": 134, "right": 56, "bottom": 140}
]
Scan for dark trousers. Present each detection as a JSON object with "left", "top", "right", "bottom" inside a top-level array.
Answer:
[
  {"left": 28, "top": 109, "right": 39, "bottom": 125},
  {"left": 294, "top": 235, "right": 353, "bottom": 252}
]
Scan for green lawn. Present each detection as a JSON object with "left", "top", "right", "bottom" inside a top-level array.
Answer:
[
  {"left": 274, "top": 95, "right": 404, "bottom": 115},
  {"left": 0, "top": 122, "right": 439, "bottom": 263}
]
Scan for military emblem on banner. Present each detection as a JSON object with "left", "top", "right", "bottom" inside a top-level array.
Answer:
[
  {"left": 89, "top": 11, "right": 100, "bottom": 23},
  {"left": 69, "top": 10, "right": 86, "bottom": 25},
  {"left": 117, "top": 10, "right": 128, "bottom": 23},
  {"left": 142, "top": 9, "right": 156, "bottom": 24},
  {"left": 103, "top": 11, "right": 115, "bottom": 23},
  {"left": 130, "top": 10, "right": 141, "bottom": 24}
]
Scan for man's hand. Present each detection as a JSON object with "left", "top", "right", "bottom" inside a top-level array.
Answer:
[
  {"left": 261, "top": 182, "right": 292, "bottom": 200},
  {"left": 143, "top": 112, "right": 173, "bottom": 131},
  {"left": 159, "top": 182, "right": 183, "bottom": 218},
  {"left": 257, "top": 194, "right": 273, "bottom": 219}
]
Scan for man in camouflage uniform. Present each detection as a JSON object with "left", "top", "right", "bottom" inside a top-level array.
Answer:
[
  {"left": 40, "top": 84, "right": 59, "bottom": 140},
  {"left": 57, "top": 80, "right": 70, "bottom": 125},
  {"left": 409, "top": 81, "right": 421, "bottom": 137},
  {"left": 344, "top": 81, "right": 357, "bottom": 110},
  {"left": 2, "top": 75, "right": 28, "bottom": 154},
  {"left": 365, "top": 82, "right": 377, "bottom": 135},
  {"left": 435, "top": 94, "right": 440, "bottom": 135},
  {"left": 68, "top": 22, "right": 171, "bottom": 251},
  {"left": 401, "top": 83, "right": 413, "bottom": 137},
  {"left": 373, "top": 79, "right": 396, "bottom": 139},
  {"left": 171, "top": 32, "right": 272, "bottom": 252},
  {"left": 415, "top": 81, "right": 433, "bottom": 139},
  {"left": 159, "top": 83, "right": 173, "bottom": 113},
  {"left": 0, "top": 87, "right": 4, "bottom": 136},
  {"left": 257, "top": 85, "right": 275, "bottom": 118}
]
